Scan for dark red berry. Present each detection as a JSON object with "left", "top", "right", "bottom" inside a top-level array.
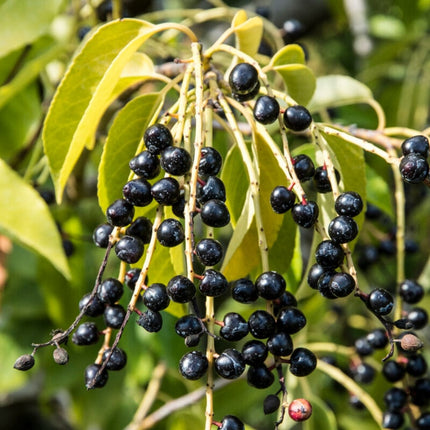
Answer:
[
  {"left": 115, "top": 235, "right": 144, "bottom": 264},
  {"left": 106, "top": 199, "right": 134, "bottom": 226},
  {"left": 144, "top": 123, "right": 173, "bottom": 155},
  {"left": 270, "top": 186, "right": 296, "bottom": 213},
  {"left": 288, "top": 398, "right": 312, "bottom": 422},
  {"left": 179, "top": 350, "right": 208, "bottom": 380},
  {"left": 283, "top": 105, "right": 312, "bottom": 131},
  {"left": 253, "top": 95, "right": 280, "bottom": 124}
]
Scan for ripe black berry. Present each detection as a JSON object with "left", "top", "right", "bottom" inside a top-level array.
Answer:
[
  {"left": 317, "top": 270, "right": 337, "bottom": 299},
  {"left": 151, "top": 177, "right": 181, "bottom": 205},
  {"left": 175, "top": 315, "right": 203, "bottom": 338},
  {"left": 384, "top": 387, "right": 408, "bottom": 412},
  {"left": 289, "top": 348, "right": 317, "bottom": 376},
  {"left": 382, "top": 360, "right": 405, "bottom": 382},
  {"left": 85, "top": 363, "right": 108, "bottom": 388},
  {"left": 102, "top": 347, "right": 127, "bottom": 371},
  {"left": 79, "top": 293, "right": 105, "bottom": 317},
  {"left": 126, "top": 216, "right": 152, "bottom": 244},
  {"left": 137, "top": 309, "right": 163, "bottom": 332},
  {"left": 172, "top": 192, "right": 186, "bottom": 218},
  {"left": 270, "top": 186, "right": 296, "bottom": 213},
  {"left": 157, "top": 218, "right": 184, "bottom": 247},
  {"left": 248, "top": 310, "right": 276, "bottom": 339},
  {"left": 313, "top": 166, "right": 340, "bottom": 193},
  {"left": 129, "top": 150, "right": 160, "bottom": 179},
  {"left": 315, "top": 240, "right": 344, "bottom": 269},
  {"left": 242, "top": 340, "right": 268, "bottom": 366},
  {"left": 366, "top": 328, "right": 388, "bottom": 349},
  {"left": 199, "top": 269, "right": 229, "bottom": 297},
  {"left": 351, "top": 362, "right": 375, "bottom": 384},
  {"left": 72, "top": 322, "right": 99, "bottom": 346},
  {"left": 247, "top": 364, "right": 274, "bottom": 389},
  {"left": 92, "top": 223, "right": 113, "bottom": 248},
  {"left": 410, "top": 378, "right": 430, "bottom": 406},
  {"left": 416, "top": 412, "right": 430, "bottom": 429},
  {"left": 267, "top": 331, "right": 293, "bottom": 356},
  {"left": 367, "top": 288, "right": 394, "bottom": 316},
  {"left": 220, "top": 312, "right": 249, "bottom": 341},
  {"left": 335, "top": 191, "right": 363, "bottom": 217},
  {"left": 143, "top": 283, "right": 170, "bottom": 311},
  {"left": 229, "top": 63, "right": 259, "bottom": 95},
  {"left": 106, "top": 199, "right": 134, "bottom": 227},
  {"left": 197, "top": 176, "right": 226, "bottom": 204},
  {"left": 354, "top": 337, "right": 373, "bottom": 356},
  {"left": 231, "top": 278, "right": 259, "bottom": 303},
  {"left": 199, "top": 147, "right": 222, "bottom": 178},
  {"left": 97, "top": 278, "right": 123, "bottom": 305},
  {"left": 277, "top": 307, "right": 307, "bottom": 334},
  {"left": 328, "top": 272, "right": 355, "bottom": 297},
  {"left": 179, "top": 351, "right": 208, "bottom": 380},
  {"left": 282, "top": 19, "right": 305, "bottom": 43},
  {"left": 328, "top": 215, "right": 358, "bottom": 244},
  {"left": 283, "top": 105, "right": 312, "bottom": 131},
  {"left": 264, "top": 394, "right": 280, "bottom": 414},
  {"left": 292, "top": 154, "right": 315, "bottom": 182},
  {"left": 291, "top": 200, "right": 319, "bottom": 228},
  {"left": 144, "top": 123, "right": 173, "bottom": 155},
  {"left": 220, "top": 415, "right": 244, "bottom": 430},
  {"left": 255, "top": 271, "right": 286, "bottom": 300},
  {"left": 123, "top": 178, "right": 152, "bottom": 207},
  {"left": 406, "top": 354, "right": 427, "bottom": 377},
  {"left": 167, "top": 275, "right": 196, "bottom": 303},
  {"left": 104, "top": 304, "right": 126, "bottom": 329},
  {"left": 407, "top": 307, "right": 428, "bottom": 329},
  {"left": 200, "top": 199, "right": 230, "bottom": 227},
  {"left": 399, "top": 153, "right": 429, "bottom": 184},
  {"left": 160, "top": 146, "right": 192, "bottom": 176},
  {"left": 274, "top": 291, "right": 298, "bottom": 311},
  {"left": 124, "top": 268, "right": 141, "bottom": 290},
  {"left": 307, "top": 263, "right": 325, "bottom": 290},
  {"left": 399, "top": 279, "right": 424, "bottom": 304},
  {"left": 115, "top": 235, "right": 144, "bottom": 264},
  {"left": 195, "top": 238, "right": 223, "bottom": 266},
  {"left": 233, "top": 78, "right": 260, "bottom": 102},
  {"left": 214, "top": 348, "right": 246, "bottom": 379},
  {"left": 253, "top": 95, "right": 280, "bottom": 124},
  {"left": 401, "top": 135, "right": 429, "bottom": 157},
  {"left": 382, "top": 411, "right": 404, "bottom": 429}
]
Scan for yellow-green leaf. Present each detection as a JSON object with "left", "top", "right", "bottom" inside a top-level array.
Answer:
[
  {"left": 0, "top": 158, "right": 69, "bottom": 278},
  {"left": 308, "top": 75, "right": 374, "bottom": 112},
  {"left": 43, "top": 19, "right": 164, "bottom": 202},
  {"left": 98, "top": 93, "right": 164, "bottom": 212},
  {"left": 231, "top": 10, "right": 263, "bottom": 57},
  {"left": 0, "top": 0, "right": 64, "bottom": 58},
  {"left": 270, "top": 44, "right": 306, "bottom": 67},
  {"left": 273, "top": 64, "right": 316, "bottom": 106}
]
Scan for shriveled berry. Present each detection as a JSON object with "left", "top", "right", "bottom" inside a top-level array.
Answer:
[
  {"left": 283, "top": 105, "right": 312, "bottom": 131},
  {"left": 144, "top": 123, "right": 173, "bottom": 155},
  {"left": 167, "top": 275, "right": 196, "bottom": 303},
  {"left": 253, "top": 95, "right": 280, "bottom": 124},
  {"left": 291, "top": 200, "right": 319, "bottom": 228},
  {"left": 195, "top": 238, "right": 223, "bottom": 266},
  {"left": 106, "top": 199, "right": 134, "bottom": 226},
  {"left": 270, "top": 186, "right": 296, "bottom": 213},
  {"left": 255, "top": 271, "right": 286, "bottom": 300},
  {"left": 157, "top": 218, "right": 184, "bottom": 247},
  {"left": 115, "top": 235, "right": 144, "bottom": 264},
  {"left": 53, "top": 347, "right": 69, "bottom": 365},
  {"left": 179, "top": 351, "right": 208, "bottom": 380},
  {"left": 14, "top": 354, "right": 35, "bottom": 371},
  {"left": 129, "top": 150, "right": 160, "bottom": 179},
  {"left": 160, "top": 146, "right": 192, "bottom": 176},
  {"left": 123, "top": 178, "right": 152, "bottom": 206},
  {"left": 214, "top": 348, "right": 245, "bottom": 379},
  {"left": 288, "top": 398, "right": 312, "bottom": 422},
  {"left": 85, "top": 363, "right": 108, "bottom": 388},
  {"left": 137, "top": 309, "right": 162, "bottom": 332},
  {"left": 199, "top": 269, "right": 229, "bottom": 297},
  {"left": 289, "top": 348, "right": 317, "bottom": 376}
]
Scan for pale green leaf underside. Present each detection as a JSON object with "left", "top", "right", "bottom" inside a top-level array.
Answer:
[
  {"left": 308, "top": 75, "right": 374, "bottom": 112},
  {"left": 0, "top": 159, "right": 69, "bottom": 278},
  {"left": 0, "top": 0, "right": 63, "bottom": 58},
  {"left": 43, "top": 19, "right": 162, "bottom": 202},
  {"left": 98, "top": 93, "right": 164, "bottom": 212}
]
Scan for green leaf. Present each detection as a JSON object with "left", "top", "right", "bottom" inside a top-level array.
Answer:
[
  {"left": 0, "top": 158, "right": 69, "bottom": 278},
  {"left": 0, "top": 0, "right": 64, "bottom": 58},
  {"left": 98, "top": 93, "right": 164, "bottom": 212},
  {"left": 270, "top": 44, "right": 306, "bottom": 67},
  {"left": 303, "top": 394, "right": 338, "bottom": 430},
  {"left": 231, "top": 10, "right": 263, "bottom": 58},
  {"left": 221, "top": 144, "right": 249, "bottom": 227},
  {"left": 43, "top": 19, "right": 165, "bottom": 202},
  {"left": 365, "top": 164, "right": 394, "bottom": 218},
  {"left": 273, "top": 64, "right": 316, "bottom": 106},
  {"left": 0, "top": 36, "right": 63, "bottom": 109},
  {"left": 308, "top": 75, "right": 374, "bottom": 112}
]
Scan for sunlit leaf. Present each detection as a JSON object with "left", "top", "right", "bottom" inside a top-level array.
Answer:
[
  {"left": 98, "top": 93, "right": 164, "bottom": 212},
  {"left": 0, "top": 0, "right": 63, "bottom": 58},
  {"left": 270, "top": 43, "right": 306, "bottom": 67},
  {"left": 308, "top": 75, "right": 374, "bottom": 112},
  {"left": 0, "top": 158, "right": 69, "bottom": 278},
  {"left": 43, "top": 19, "right": 166, "bottom": 202},
  {"left": 231, "top": 10, "right": 263, "bottom": 58}
]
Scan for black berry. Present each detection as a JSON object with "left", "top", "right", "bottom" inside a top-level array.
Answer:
[
  {"left": 328, "top": 272, "right": 355, "bottom": 297},
  {"left": 160, "top": 146, "right": 192, "bottom": 176},
  {"left": 157, "top": 218, "right": 184, "bottom": 247},
  {"left": 401, "top": 135, "right": 429, "bottom": 157},
  {"left": 214, "top": 348, "right": 246, "bottom": 379},
  {"left": 248, "top": 310, "right": 276, "bottom": 339},
  {"left": 93, "top": 223, "right": 113, "bottom": 248},
  {"left": 167, "top": 275, "right": 196, "bottom": 303},
  {"left": 129, "top": 150, "right": 160, "bottom": 179},
  {"left": 399, "top": 153, "right": 429, "bottom": 184},
  {"left": 315, "top": 240, "right": 344, "bottom": 269},
  {"left": 197, "top": 176, "right": 226, "bottom": 204},
  {"left": 293, "top": 154, "right": 315, "bottom": 182},
  {"left": 291, "top": 200, "right": 319, "bottom": 228},
  {"left": 106, "top": 199, "right": 134, "bottom": 227},
  {"left": 200, "top": 199, "right": 230, "bottom": 227},
  {"left": 367, "top": 288, "right": 394, "bottom": 316},
  {"left": 97, "top": 278, "right": 123, "bottom": 305},
  {"left": 229, "top": 63, "right": 259, "bottom": 95},
  {"left": 104, "top": 304, "right": 126, "bottom": 329},
  {"left": 247, "top": 364, "right": 275, "bottom": 389},
  {"left": 277, "top": 307, "right": 306, "bottom": 334},
  {"left": 242, "top": 340, "right": 268, "bottom": 366},
  {"left": 72, "top": 322, "right": 99, "bottom": 346},
  {"left": 151, "top": 177, "right": 181, "bottom": 205},
  {"left": 328, "top": 215, "right": 358, "bottom": 244},
  {"left": 195, "top": 238, "right": 223, "bottom": 266},
  {"left": 289, "top": 347, "right": 317, "bottom": 376},
  {"left": 335, "top": 191, "right": 363, "bottom": 217},
  {"left": 231, "top": 278, "right": 259, "bottom": 303},
  {"left": 399, "top": 279, "right": 424, "bottom": 304},
  {"left": 115, "top": 235, "right": 144, "bottom": 264},
  {"left": 313, "top": 166, "right": 340, "bottom": 193},
  {"left": 79, "top": 293, "right": 105, "bottom": 317},
  {"left": 144, "top": 123, "right": 173, "bottom": 155},
  {"left": 220, "top": 312, "right": 249, "bottom": 341},
  {"left": 175, "top": 315, "right": 203, "bottom": 338},
  {"left": 179, "top": 350, "right": 208, "bottom": 380},
  {"left": 199, "top": 269, "right": 229, "bottom": 297},
  {"left": 126, "top": 216, "right": 152, "bottom": 244},
  {"left": 198, "top": 147, "right": 222, "bottom": 178},
  {"left": 270, "top": 186, "right": 296, "bottom": 213},
  {"left": 255, "top": 271, "right": 286, "bottom": 300},
  {"left": 253, "top": 95, "right": 280, "bottom": 124},
  {"left": 122, "top": 178, "right": 153, "bottom": 207},
  {"left": 267, "top": 331, "right": 293, "bottom": 356},
  {"left": 220, "top": 415, "right": 244, "bottom": 430},
  {"left": 283, "top": 105, "right": 312, "bottom": 131},
  {"left": 85, "top": 363, "right": 108, "bottom": 388},
  {"left": 137, "top": 309, "right": 163, "bottom": 332},
  {"left": 143, "top": 283, "right": 170, "bottom": 311},
  {"left": 102, "top": 347, "right": 127, "bottom": 371}
]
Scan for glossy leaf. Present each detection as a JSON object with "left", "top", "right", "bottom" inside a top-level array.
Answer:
[
  {"left": 273, "top": 64, "right": 316, "bottom": 106},
  {"left": 43, "top": 19, "right": 163, "bottom": 202},
  {"left": 308, "top": 75, "right": 374, "bottom": 112},
  {"left": 270, "top": 43, "right": 306, "bottom": 67},
  {"left": 0, "top": 0, "right": 63, "bottom": 58},
  {"left": 231, "top": 10, "right": 263, "bottom": 58},
  {"left": 0, "top": 158, "right": 69, "bottom": 278},
  {"left": 98, "top": 93, "right": 164, "bottom": 212}
]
